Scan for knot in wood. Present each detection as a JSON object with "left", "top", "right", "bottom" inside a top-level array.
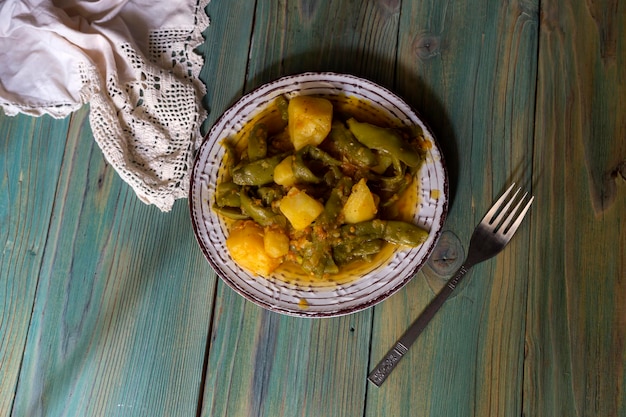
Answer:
[
  {"left": 413, "top": 32, "right": 441, "bottom": 60},
  {"left": 423, "top": 230, "right": 465, "bottom": 297},
  {"left": 427, "top": 230, "right": 463, "bottom": 276}
]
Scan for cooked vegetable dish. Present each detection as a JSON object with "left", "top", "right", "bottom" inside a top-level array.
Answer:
[{"left": 213, "top": 95, "right": 430, "bottom": 279}]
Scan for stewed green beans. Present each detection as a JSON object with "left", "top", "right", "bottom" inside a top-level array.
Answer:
[
  {"left": 346, "top": 118, "right": 423, "bottom": 167},
  {"left": 231, "top": 153, "right": 285, "bottom": 186},
  {"left": 215, "top": 95, "right": 430, "bottom": 279},
  {"left": 247, "top": 123, "right": 268, "bottom": 161}
]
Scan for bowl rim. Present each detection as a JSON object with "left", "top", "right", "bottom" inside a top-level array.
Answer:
[{"left": 189, "top": 71, "right": 449, "bottom": 317}]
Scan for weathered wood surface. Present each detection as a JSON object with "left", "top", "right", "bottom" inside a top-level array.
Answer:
[
  {"left": 0, "top": 114, "right": 70, "bottom": 416},
  {"left": 1, "top": 106, "right": 216, "bottom": 417},
  {"left": 527, "top": 0, "right": 626, "bottom": 416},
  {"left": 1, "top": 0, "right": 624, "bottom": 416}
]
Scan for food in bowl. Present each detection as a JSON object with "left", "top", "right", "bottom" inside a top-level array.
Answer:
[
  {"left": 212, "top": 94, "right": 431, "bottom": 281},
  {"left": 189, "top": 72, "right": 448, "bottom": 317}
]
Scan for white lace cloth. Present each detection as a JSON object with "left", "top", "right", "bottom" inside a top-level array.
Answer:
[{"left": 0, "top": 0, "right": 210, "bottom": 211}]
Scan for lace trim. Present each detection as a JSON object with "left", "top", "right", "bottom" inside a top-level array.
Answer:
[{"left": 3, "top": 0, "right": 210, "bottom": 211}]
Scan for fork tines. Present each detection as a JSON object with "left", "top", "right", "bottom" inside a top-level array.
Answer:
[{"left": 485, "top": 183, "right": 534, "bottom": 236}]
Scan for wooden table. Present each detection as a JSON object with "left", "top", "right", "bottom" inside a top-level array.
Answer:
[{"left": 2, "top": 1, "right": 625, "bottom": 416}]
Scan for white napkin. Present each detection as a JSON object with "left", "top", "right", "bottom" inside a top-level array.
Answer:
[{"left": 0, "top": 0, "right": 210, "bottom": 211}]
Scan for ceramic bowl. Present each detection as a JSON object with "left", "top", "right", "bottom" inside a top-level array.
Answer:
[{"left": 189, "top": 72, "right": 448, "bottom": 317}]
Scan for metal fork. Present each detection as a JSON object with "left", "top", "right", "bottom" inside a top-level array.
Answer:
[{"left": 368, "top": 183, "right": 534, "bottom": 387}]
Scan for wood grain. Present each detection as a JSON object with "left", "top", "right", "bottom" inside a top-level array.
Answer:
[
  {"left": 368, "top": 0, "right": 540, "bottom": 416},
  {"left": 245, "top": 0, "right": 401, "bottom": 87},
  {"left": 9, "top": 107, "right": 216, "bottom": 416},
  {"left": 199, "top": 0, "right": 258, "bottom": 130},
  {"left": 0, "top": 113, "right": 70, "bottom": 416},
  {"left": 203, "top": 284, "right": 371, "bottom": 417},
  {"left": 526, "top": 0, "right": 626, "bottom": 415}
]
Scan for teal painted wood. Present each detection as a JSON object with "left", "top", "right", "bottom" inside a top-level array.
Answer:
[
  {"left": 203, "top": 284, "right": 372, "bottom": 417},
  {"left": 1, "top": 0, "right": 624, "bottom": 416},
  {"left": 526, "top": 0, "right": 626, "bottom": 415},
  {"left": 204, "top": 304, "right": 359, "bottom": 417},
  {"left": 367, "top": 0, "right": 540, "bottom": 415},
  {"left": 199, "top": 0, "right": 259, "bottom": 131},
  {"left": 10, "top": 107, "right": 217, "bottom": 416},
  {"left": 0, "top": 112, "right": 70, "bottom": 416},
  {"left": 245, "top": 0, "right": 400, "bottom": 89}
]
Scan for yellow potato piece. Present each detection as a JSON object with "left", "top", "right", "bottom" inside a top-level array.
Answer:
[
  {"left": 343, "top": 178, "right": 378, "bottom": 224},
  {"left": 279, "top": 188, "right": 324, "bottom": 230},
  {"left": 287, "top": 96, "right": 333, "bottom": 150},
  {"left": 226, "top": 221, "right": 282, "bottom": 276},
  {"left": 273, "top": 156, "right": 297, "bottom": 187},
  {"left": 264, "top": 228, "right": 290, "bottom": 258}
]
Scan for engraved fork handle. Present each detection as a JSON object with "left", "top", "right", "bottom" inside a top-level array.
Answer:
[{"left": 367, "top": 264, "right": 471, "bottom": 386}]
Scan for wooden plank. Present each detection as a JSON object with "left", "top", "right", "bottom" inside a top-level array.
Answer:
[
  {"left": 199, "top": 0, "right": 259, "bottom": 130},
  {"left": 10, "top": 106, "right": 216, "bottom": 416},
  {"left": 203, "top": 284, "right": 372, "bottom": 417},
  {"left": 525, "top": 0, "right": 626, "bottom": 415},
  {"left": 244, "top": 0, "right": 400, "bottom": 89},
  {"left": 200, "top": 1, "right": 403, "bottom": 416},
  {"left": 367, "top": 0, "right": 540, "bottom": 415},
  {"left": 0, "top": 112, "right": 69, "bottom": 416}
]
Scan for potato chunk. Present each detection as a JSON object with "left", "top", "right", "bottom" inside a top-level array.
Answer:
[
  {"left": 342, "top": 178, "right": 378, "bottom": 224},
  {"left": 226, "top": 221, "right": 282, "bottom": 275},
  {"left": 279, "top": 188, "right": 324, "bottom": 230},
  {"left": 264, "top": 228, "right": 290, "bottom": 258},
  {"left": 288, "top": 96, "right": 333, "bottom": 151},
  {"left": 273, "top": 156, "right": 297, "bottom": 187}
]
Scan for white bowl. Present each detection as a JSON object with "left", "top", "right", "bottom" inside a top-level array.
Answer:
[{"left": 189, "top": 72, "right": 448, "bottom": 317}]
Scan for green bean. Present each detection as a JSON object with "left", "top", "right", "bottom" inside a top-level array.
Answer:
[
  {"left": 334, "top": 238, "right": 384, "bottom": 265},
  {"left": 232, "top": 154, "right": 285, "bottom": 186},
  {"left": 256, "top": 186, "right": 284, "bottom": 206},
  {"left": 366, "top": 154, "right": 415, "bottom": 208},
  {"left": 341, "top": 220, "right": 428, "bottom": 247},
  {"left": 316, "top": 176, "right": 353, "bottom": 226},
  {"left": 383, "top": 221, "right": 428, "bottom": 246},
  {"left": 325, "top": 254, "right": 340, "bottom": 274},
  {"left": 212, "top": 205, "right": 249, "bottom": 220},
  {"left": 300, "top": 236, "right": 338, "bottom": 276},
  {"left": 374, "top": 156, "right": 411, "bottom": 195},
  {"left": 300, "top": 243, "right": 330, "bottom": 276},
  {"left": 341, "top": 219, "right": 386, "bottom": 238},
  {"left": 292, "top": 151, "right": 321, "bottom": 184},
  {"left": 370, "top": 152, "right": 393, "bottom": 174},
  {"left": 275, "top": 95, "right": 289, "bottom": 123},
  {"left": 305, "top": 255, "right": 339, "bottom": 276},
  {"left": 381, "top": 174, "right": 412, "bottom": 208},
  {"left": 328, "top": 121, "right": 377, "bottom": 167},
  {"left": 215, "top": 181, "right": 241, "bottom": 208},
  {"left": 247, "top": 123, "right": 268, "bottom": 161},
  {"left": 222, "top": 141, "right": 239, "bottom": 176},
  {"left": 239, "top": 191, "right": 272, "bottom": 225},
  {"left": 299, "top": 145, "right": 341, "bottom": 167},
  {"left": 346, "top": 118, "right": 422, "bottom": 167},
  {"left": 299, "top": 239, "right": 322, "bottom": 274},
  {"left": 323, "top": 165, "right": 344, "bottom": 186},
  {"left": 291, "top": 145, "right": 342, "bottom": 184},
  {"left": 240, "top": 190, "right": 286, "bottom": 227}
]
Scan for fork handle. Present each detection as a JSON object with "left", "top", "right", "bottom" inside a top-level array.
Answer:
[{"left": 368, "top": 264, "right": 471, "bottom": 386}]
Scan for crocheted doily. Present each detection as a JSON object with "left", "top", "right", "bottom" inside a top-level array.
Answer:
[{"left": 0, "top": 0, "right": 210, "bottom": 211}]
